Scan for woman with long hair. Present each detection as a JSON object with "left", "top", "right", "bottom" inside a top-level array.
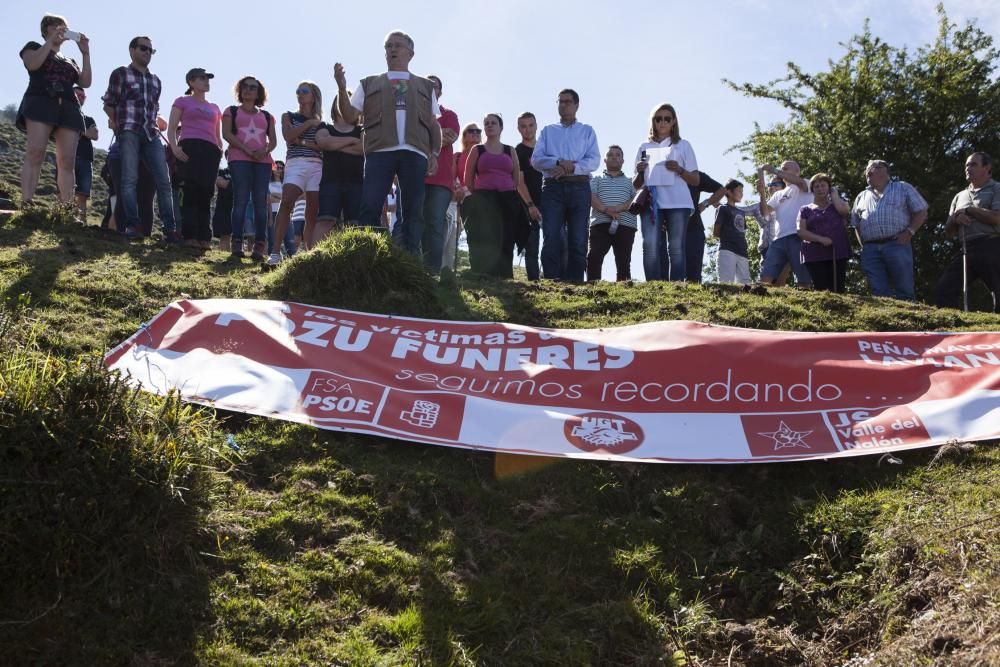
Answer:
[
  {"left": 167, "top": 68, "right": 222, "bottom": 249},
  {"left": 313, "top": 93, "right": 363, "bottom": 244},
  {"left": 633, "top": 103, "right": 699, "bottom": 280},
  {"left": 221, "top": 75, "right": 276, "bottom": 260},
  {"left": 797, "top": 173, "right": 851, "bottom": 292},
  {"left": 17, "top": 13, "right": 92, "bottom": 207},
  {"left": 462, "top": 113, "right": 525, "bottom": 277},
  {"left": 268, "top": 81, "right": 323, "bottom": 266}
]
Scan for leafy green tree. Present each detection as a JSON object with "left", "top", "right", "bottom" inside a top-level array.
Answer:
[{"left": 725, "top": 5, "right": 1000, "bottom": 301}]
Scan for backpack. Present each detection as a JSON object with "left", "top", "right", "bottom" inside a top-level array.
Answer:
[{"left": 228, "top": 105, "right": 273, "bottom": 138}]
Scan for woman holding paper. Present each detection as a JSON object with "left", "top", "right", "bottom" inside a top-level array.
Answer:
[{"left": 633, "top": 103, "right": 700, "bottom": 281}]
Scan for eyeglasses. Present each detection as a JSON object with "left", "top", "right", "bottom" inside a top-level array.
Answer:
[
  {"left": 240, "top": 82, "right": 259, "bottom": 90},
  {"left": 465, "top": 129, "right": 482, "bottom": 135},
  {"left": 134, "top": 44, "right": 156, "bottom": 54},
  {"left": 296, "top": 87, "right": 312, "bottom": 95},
  {"left": 654, "top": 115, "right": 674, "bottom": 123}
]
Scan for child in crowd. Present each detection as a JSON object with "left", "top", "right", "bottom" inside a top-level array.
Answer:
[{"left": 713, "top": 179, "right": 754, "bottom": 284}]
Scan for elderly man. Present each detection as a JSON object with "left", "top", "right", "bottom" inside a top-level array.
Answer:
[
  {"left": 934, "top": 152, "right": 1000, "bottom": 311},
  {"left": 756, "top": 161, "right": 813, "bottom": 286},
  {"left": 530, "top": 89, "right": 601, "bottom": 282},
  {"left": 851, "top": 160, "right": 928, "bottom": 300},
  {"left": 334, "top": 30, "right": 442, "bottom": 258}
]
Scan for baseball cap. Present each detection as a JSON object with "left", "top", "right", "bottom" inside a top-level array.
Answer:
[{"left": 185, "top": 67, "right": 214, "bottom": 82}]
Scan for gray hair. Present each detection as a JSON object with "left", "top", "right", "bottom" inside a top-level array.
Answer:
[
  {"left": 865, "top": 159, "right": 890, "bottom": 174},
  {"left": 384, "top": 30, "right": 414, "bottom": 51}
]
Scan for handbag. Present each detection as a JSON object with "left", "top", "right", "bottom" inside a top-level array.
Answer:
[{"left": 628, "top": 187, "right": 651, "bottom": 215}]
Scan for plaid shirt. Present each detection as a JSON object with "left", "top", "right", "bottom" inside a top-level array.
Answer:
[
  {"left": 851, "top": 180, "right": 927, "bottom": 241},
  {"left": 102, "top": 65, "right": 161, "bottom": 140}
]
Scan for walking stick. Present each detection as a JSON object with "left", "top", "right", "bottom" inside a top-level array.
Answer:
[{"left": 960, "top": 225, "right": 969, "bottom": 312}]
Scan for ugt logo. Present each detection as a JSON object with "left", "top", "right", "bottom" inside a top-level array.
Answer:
[{"left": 564, "top": 412, "right": 644, "bottom": 454}]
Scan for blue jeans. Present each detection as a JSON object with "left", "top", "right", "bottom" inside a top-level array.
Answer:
[
  {"left": 640, "top": 209, "right": 665, "bottom": 280},
  {"left": 422, "top": 184, "right": 453, "bottom": 274},
  {"left": 229, "top": 161, "right": 271, "bottom": 244},
  {"left": 660, "top": 207, "right": 692, "bottom": 281},
  {"left": 540, "top": 180, "right": 591, "bottom": 281},
  {"left": 861, "top": 240, "right": 914, "bottom": 300},
  {"left": 118, "top": 130, "right": 176, "bottom": 233},
  {"left": 318, "top": 180, "right": 362, "bottom": 222},
  {"left": 268, "top": 211, "right": 296, "bottom": 256},
  {"left": 761, "top": 234, "right": 812, "bottom": 285},
  {"left": 359, "top": 150, "right": 428, "bottom": 256}
]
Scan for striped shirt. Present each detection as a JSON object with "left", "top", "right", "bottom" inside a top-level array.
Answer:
[
  {"left": 102, "top": 65, "right": 162, "bottom": 140},
  {"left": 851, "top": 180, "right": 927, "bottom": 241},
  {"left": 285, "top": 112, "right": 322, "bottom": 161},
  {"left": 590, "top": 171, "right": 638, "bottom": 229}
]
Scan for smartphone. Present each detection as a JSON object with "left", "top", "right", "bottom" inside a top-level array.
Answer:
[
  {"left": 63, "top": 30, "right": 81, "bottom": 42},
  {"left": 640, "top": 150, "right": 647, "bottom": 161}
]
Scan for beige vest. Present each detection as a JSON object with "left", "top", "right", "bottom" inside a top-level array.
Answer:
[{"left": 359, "top": 73, "right": 440, "bottom": 157}]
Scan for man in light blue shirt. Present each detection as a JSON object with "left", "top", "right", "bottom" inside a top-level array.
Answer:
[{"left": 530, "top": 89, "right": 600, "bottom": 281}]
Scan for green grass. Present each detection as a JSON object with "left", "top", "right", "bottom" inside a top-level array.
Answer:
[{"left": 0, "top": 208, "right": 998, "bottom": 666}]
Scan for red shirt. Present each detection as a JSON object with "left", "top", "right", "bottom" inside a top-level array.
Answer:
[{"left": 425, "top": 105, "right": 460, "bottom": 190}]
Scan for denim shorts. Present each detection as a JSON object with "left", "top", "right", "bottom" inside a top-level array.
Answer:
[
  {"left": 318, "top": 180, "right": 363, "bottom": 222},
  {"left": 74, "top": 156, "right": 93, "bottom": 196}
]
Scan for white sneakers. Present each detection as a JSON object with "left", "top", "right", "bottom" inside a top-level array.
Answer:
[{"left": 266, "top": 253, "right": 282, "bottom": 267}]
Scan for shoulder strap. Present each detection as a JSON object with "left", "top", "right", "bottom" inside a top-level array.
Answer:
[
  {"left": 228, "top": 106, "right": 239, "bottom": 135},
  {"left": 262, "top": 109, "right": 272, "bottom": 135},
  {"left": 503, "top": 145, "right": 512, "bottom": 157},
  {"left": 476, "top": 145, "right": 486, "bottom": 156}
]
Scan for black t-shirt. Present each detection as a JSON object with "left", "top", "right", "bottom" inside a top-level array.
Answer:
[
  {"left": 714, "top": 204, "right": 748, "bottom": 258},
  {"left": 20, "top": 42, "right": 80, "bottom": 99},
  {"left": 516, "top": 143, "right": 542, "bottom": 206},
  {"left": 76, "top": 115, "right": 96, "bottom": 161},
  {"left": 319, "top": 123, "right": 363, "bottom": 184},
  {"left": 688, "top": 171, "right": 723, "bottom": 225}
]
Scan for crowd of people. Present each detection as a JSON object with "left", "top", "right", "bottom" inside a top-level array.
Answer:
[{"left": 15, "top": 16, "right": 1000, "bottom": 309}]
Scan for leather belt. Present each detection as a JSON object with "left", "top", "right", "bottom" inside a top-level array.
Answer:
[{"left": 544, "top": 175, "right": 589, "bottom": 184}]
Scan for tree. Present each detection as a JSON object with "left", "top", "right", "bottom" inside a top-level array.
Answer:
[
  {"left": 0, "top": 104, "right": 17, "bottom": 124},
  {"left": 725, "top": 5, "right": 1000, "bottom": 301}
]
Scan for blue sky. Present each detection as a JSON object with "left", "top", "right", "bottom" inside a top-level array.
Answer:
[{"left": 3, "top": 0, "right": 997, "bottom": 275}]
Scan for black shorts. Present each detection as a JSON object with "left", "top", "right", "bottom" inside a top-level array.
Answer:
[{"left": 17, "top": 94, "right": 85, "bottom": 133}]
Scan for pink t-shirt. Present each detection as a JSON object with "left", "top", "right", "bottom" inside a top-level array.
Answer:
[
  {"left": 474, "top": 147, "right": 516, "bottom": 192},
  {"left": 172, "top": 96, "right": 221, "bottom": 146},
  {"left": 425, "top": 105, "right": 460, "bottom": 190},
  {"left": 227, "top": 106, "right": 273, "bottom": 164}
]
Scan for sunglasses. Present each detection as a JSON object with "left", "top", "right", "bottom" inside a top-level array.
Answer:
[
  {"left": 134, "top": 44, "right": 156, "bottom": 54},
  {"left": 465, "top": 129, "right": 482, "bottom": 135},
  {"left": 654, "top": 115, "right": 674, "bottom": 123},
  {"left": 296, "top": 87, "right": 312, "bottom": 95},
  {"left": 241, "top": 82, "right": 259, "bottom": 90}
]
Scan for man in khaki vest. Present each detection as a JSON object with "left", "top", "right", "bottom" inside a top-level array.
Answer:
[{"left": 335, "top": 30, "right": 442, "bottom": 258}]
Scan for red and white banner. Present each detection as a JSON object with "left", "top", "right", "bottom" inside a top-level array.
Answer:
[{"left": 105, "top": 299, "right": 1000, "bottom": 463}]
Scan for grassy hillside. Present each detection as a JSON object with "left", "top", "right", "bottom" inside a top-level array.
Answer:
[
  {"left": 0, "top": 118, "right": 109, "bottom": 215},
  {"left": 1, "top": 207, "right": 998, "bottom": 666}
]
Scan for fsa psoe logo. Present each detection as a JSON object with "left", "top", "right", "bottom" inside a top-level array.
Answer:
[{"left": 564, "top": 412, "right": 644, "bottom": 455}]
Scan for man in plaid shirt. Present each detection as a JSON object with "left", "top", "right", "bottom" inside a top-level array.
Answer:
[
  {"left": 851, "top": 159, "right": 928, "bottom": 300},
  {"left": 101, "top": 35, "right": 177, "bottom": 241}
]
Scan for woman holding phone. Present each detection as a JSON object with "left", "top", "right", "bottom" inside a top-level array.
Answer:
[
  {"left": 17, "top": 13, "right": 92, "bottom": 208},
  {"left": 633, "top": 103, "right": 699, "bottom": 281}
]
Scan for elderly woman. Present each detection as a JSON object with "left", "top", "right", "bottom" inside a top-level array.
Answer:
[
  {"left": 462, "top": 113, "right": 526, "bottom": 277},
  {"left": 17, "top": 13, "right": 92, "bottom": 207},
  {"left": 796, "top": 173, "right": 851, "bottom": 292},
  {"left": 633, "top": 103, "right": 700, "bottom": 281}
]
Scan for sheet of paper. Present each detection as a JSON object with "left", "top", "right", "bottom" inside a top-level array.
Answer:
[{"left": 644, "top": 146, "right": 676, "bottom": 186}]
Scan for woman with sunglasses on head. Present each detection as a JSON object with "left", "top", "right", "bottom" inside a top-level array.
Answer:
[
  {"left": 462, "top": 113, "right": 524, "bottom": 277},
  {"left": 222, "top": 75, "right": 277, "bottom": 260},
  {"left": 18, "top": 13, "right": 92, "bottom": 208},
  {"left": 167, "top": 68, "right": 222, "bottom": 249},
  {"left": 633, "top": 103, "right": 700, "bottom": 281},
  {"left": 268, "top": 81, "right": 323, "bottom": 266},
  {"left": 313, "top": 93, "right": 363, "bottom": 244}
]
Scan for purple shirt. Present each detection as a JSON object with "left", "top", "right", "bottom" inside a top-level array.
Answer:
[
  {"left": 103, "top": 65, "right": 162, "bottom": 140},
  {"left": 473, "top": 146, "right": 515, "bottom": 192},
  {"left": 172, "top": 96, "right": 221, "bottom": 146},
  {"left": 798, "top": 204, "right": 850, "bottom": 262}
]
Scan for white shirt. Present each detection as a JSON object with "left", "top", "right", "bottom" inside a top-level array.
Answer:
[
  {"left": 634, "top": 138, "right": 698, "bottom": 210},
  {"left": 767, "top": 182, "right": 813, "bottom": 239},
  {"left": 351, "top": 71, "right": 440, "bottom": 157}
]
